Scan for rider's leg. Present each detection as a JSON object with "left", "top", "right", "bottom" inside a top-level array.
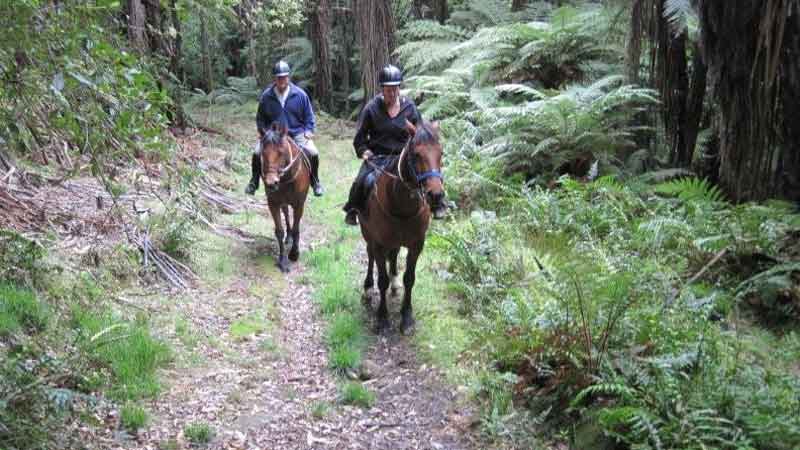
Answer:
[
  {"left": 245, "top": 142, "right": 261, "bottom": 195},
  {"left": 294, "top": 135, "right": 324, "bottom": 196},
  {"left": 344, "top": 162, "right": 371, "bottom": 225}
]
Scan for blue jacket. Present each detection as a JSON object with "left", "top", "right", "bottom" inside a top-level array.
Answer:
[{"left": 256, "top": 82, "right": 315, "bottom": 137}]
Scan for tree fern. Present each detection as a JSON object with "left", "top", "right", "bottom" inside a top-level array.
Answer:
[
  {"left": 280, "top": 37, "right": 313, "bottom": 87},
  {"left": 663, "top": 0, "right": 699, "bottom": 38}
]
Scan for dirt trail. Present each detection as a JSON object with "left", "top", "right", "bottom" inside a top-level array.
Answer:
[{"left": 110, "top": 122, "right": 478, "bottom": 450}]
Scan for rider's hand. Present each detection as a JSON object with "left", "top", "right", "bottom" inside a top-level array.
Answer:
[
  {"left": 362, "top": 150, "right": 374, "bottom": 160},
  {"left": 304, "top": 131, "right": 314, "bottom": 139}
]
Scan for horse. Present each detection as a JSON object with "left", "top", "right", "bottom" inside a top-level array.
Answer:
[
  {"left": 358, "top": 121, "right": 445, "bottom": 334},
  {"left": 260, "top": 123, "right": 311, "bottom": 273}
]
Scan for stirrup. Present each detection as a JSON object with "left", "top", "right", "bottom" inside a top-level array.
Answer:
[
  {"left": 245, "top": 180, "right": 258, "bottom": 195},
  {"left": 344, "top": 210, "right": 358, "bottom": 226}
]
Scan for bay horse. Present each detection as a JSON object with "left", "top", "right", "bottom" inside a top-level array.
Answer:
[
  {"left": 260, "top": 123, "right": 311, "bottom": 273},
  {"left": 359, "top": 121, "right": 445, "bottom": 334}
]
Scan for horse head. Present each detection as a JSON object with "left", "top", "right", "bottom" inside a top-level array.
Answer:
[
  {"left": 403, "top": 120, "right": 445, "bottom": 212},
  {"left": 260, "top": 122, "right": 291, "bottom": 193}
]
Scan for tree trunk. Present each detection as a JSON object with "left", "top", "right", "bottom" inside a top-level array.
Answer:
[
  {"left": 308, "top": 0, "right": 333, "bottom": 111},
  {"left": 650, "top": 0, "right": 692, "bottom": 167},
  {"left": 335, "top": 6, "right": 354, "bottom": 114},
  {"left": 411, "top": 0, "right": 424, "bottom": 19},
  {"left": 625, "top": 0, "right": 643, "bottom": 85},
  {"left": 127, "top": 0, "right": 147, "bottom": 51},
  {"left": 699, "top": 0, "right": 800, "bottom": 202},
  {"left": 432, "top": 0, "right": 448, "bottom": 24},
  {"left": 144, "top": 0, "right": 164, "bottom": 53},
  {"left": 200, "top": 9, "right": 213, "bottom": 93},
  {"left": 511, "top": 0, "right": 527, "bottom": 13},
  {"left": 169, "top": 0, "right": 187, "bottom": 130},
  {"left": 355, "top": 0, "right": 396, "bottom": 102},
  {"left": 682, "top": 40, "right": 707, "bottom": 167}
]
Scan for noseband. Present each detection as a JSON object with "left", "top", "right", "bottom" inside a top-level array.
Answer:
[
  {"left": 398, "top": 140, "right": 444, "bottom": 189},
  {"left": 263, "top": 137, "right": 304, "bottom": 186}
]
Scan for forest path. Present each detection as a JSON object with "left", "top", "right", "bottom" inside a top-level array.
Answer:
[{"left": 113, "top": 112, "right": 478, "bottom": 450}]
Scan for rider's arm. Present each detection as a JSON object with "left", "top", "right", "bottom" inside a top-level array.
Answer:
[
  {"left": 353, "top": 105, "right": 372, "bottom": 158},
  {"left": 303, "top": 93, "right": 316, "bottom": 136},
  {"left": 256, "top": 92, "right": 270, "bottom": 136}
]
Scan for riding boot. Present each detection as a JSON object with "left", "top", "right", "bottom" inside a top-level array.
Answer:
[
  {"left": 309, "top": 154, "right": 324, "bottom": 196},
  {"left": 343, "top": 180, "right": 361, "bottom": 226},
  {"left": 245, "top": 154, "right": 260, "bottom": 195}
]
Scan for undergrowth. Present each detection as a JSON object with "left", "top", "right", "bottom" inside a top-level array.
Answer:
[{"left": 433, "top": 175, "right": 800, "bottom": 448}]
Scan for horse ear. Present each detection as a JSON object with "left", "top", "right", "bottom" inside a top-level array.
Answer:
[
  {"left": 280, "top": 124, "right": 289, "bottom": 136},
  {"left": 270, "top": 122, "right": 281, "bottom": 132}
]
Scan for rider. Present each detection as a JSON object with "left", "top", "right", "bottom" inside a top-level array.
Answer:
[
  {"left": 246, "top": 60, "right": 324, "bottom": 197},
  {"left": 344, "top": 64, "right": 435, "bottom": 225}
]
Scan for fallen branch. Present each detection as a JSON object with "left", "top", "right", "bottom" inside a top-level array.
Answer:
[
  {"left": 130, "top": 229, "right": 197, "bottom": 290},
  {"left": 664, "top": 248, "right": 728, "bottom": 310}
]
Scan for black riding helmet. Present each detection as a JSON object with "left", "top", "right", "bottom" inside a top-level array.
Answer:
[
  {"left": 272, "top": 60, "right": 291, "bottom": 77},
  {"left": 378, "top": 64, "right": 403, "bottom": 86}
]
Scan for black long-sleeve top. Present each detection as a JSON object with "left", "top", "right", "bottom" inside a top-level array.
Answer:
[{"left": 352, "top": 94, "right": 422, "bottom": 158}]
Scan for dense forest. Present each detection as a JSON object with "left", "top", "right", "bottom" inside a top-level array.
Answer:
[{"left": 2, "top": 0, "right": 800, "bottom": 449}]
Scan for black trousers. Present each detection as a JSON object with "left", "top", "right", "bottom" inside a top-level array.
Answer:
[{"left": 344, "top": 156, "right": 395, "bottom": 212}]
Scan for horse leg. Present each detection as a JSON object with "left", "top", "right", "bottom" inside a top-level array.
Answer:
[
  {"left": 282, "top": 205, "right": 293, "bottom": 247},
  {"left": 270, "top": 204, "right": 289, "bottom": 273},
  {"left": 288, "top": 202, "right": 303, "bottom": 262},
  {"left": 374, "top": 246, "right": 391, "bottom": 333},
  {"left": 388, "top": 248, "right": 402, "bottom": 297},
  {"left": 362, "top": 241, "right": 375, "bottom": 304},
  {"left": 400, "top": 242, "right": 424, "bottom": 335}
]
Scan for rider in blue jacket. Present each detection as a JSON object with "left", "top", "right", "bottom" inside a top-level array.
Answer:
[{"left": 246, "top": 60, "right": 323, "bottom": 196}]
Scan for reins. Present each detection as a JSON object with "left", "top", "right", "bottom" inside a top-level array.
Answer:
[{"left": 263, "top": 136, "right": 307, "bottom": 187}]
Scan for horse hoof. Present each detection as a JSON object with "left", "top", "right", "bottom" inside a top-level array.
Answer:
[
  {"left": 400, "top": 317, "right": 415, "bottom": 335},
  {"left": 278, "top": 258, "right": 290, "bottom": 273},
  {"left": 375, "top": 318, "right": 391, "bottom": 335},
  {"left": 288, "top": 250, "right": 299, "bottom": 262},
  {"left": 361, "top": 288, "right": 374, "bottom": 304}
]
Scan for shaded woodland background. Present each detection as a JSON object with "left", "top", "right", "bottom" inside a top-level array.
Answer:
[{"left": 2, "top": 1, "right": 800, "bottom": 449}]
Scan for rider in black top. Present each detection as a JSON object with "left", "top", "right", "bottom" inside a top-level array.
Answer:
[{"left": 344, "top": 65, "right": 423, "bottom": 225}]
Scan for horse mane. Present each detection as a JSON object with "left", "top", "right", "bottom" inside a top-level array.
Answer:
[
  {"left": 262, "top": 127, "right": 283, "bottom": 147},
  {"left": 411, "top": 121, "right": 438, "bottom": 148},
  {"left": 383, "top": 120, "right": 439, "bottom": 174}
]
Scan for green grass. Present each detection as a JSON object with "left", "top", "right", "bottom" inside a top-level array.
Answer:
[
  {"left": 190, "top": 231, "right": 237, "bottom": 283},
  {"left": 0, "top": 282, "right": 49, "bottom": 335},
  {"left": 184, "top": 422, "right": 215, "bottom": 444},
  {"left": 339, "top": 381, "right": 375, "bottom": 408},
  {"left": 72, "top": 307, "right": 171, "bottom": 401},
  {"left": 120, "top": 403, "right": 149, "bottom": 432},
  {"left": 329, "top": 344, "right": 362, "bottom": 371},
  {"left": 229, "top": 314, "right": 269, "bottom": 340},
  {"left": 327, "top": 313, "right": 363, "bottom": 347},
  {"left": 174, "top": 317, "right": 200, "bottom": 350},
  {"left": 310, "top": 400, "right": 332, "bottom": 419}
]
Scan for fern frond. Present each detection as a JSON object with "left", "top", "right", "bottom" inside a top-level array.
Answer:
[
  {"left": 572, "top": 382, "right": 636, "bottom": 407},
  {"left": 654, "top": 177, "right": 726, "bottom": 203},
  {"left": 663, "top": 0, "right": 697, "bottom": 37}
]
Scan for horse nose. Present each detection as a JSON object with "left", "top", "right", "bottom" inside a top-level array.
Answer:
[{"left": 428, "top": 191, "right": 445, "bottom": 205}]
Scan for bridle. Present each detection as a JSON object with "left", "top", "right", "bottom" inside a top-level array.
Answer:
[
  {"left": 263, "top": 136, "right": 305, "bottom": 187},
  {"left": 366, "top": 136, "right": 444, "bottom": 220},
  {"left": 365, "top": 138, "right": 444, "bottom": 194}
]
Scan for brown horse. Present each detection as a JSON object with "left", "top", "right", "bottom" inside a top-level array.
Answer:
[
  {"left": 260, "top": 123, "right": 311, "bottom": 273},
  {"left": 359, "top": 121, "right": 445, "bottom": 334}
]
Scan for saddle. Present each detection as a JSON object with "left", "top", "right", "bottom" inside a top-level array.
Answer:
[{"left": 363, "top": 155, "right": 396, "bottom": 194}]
